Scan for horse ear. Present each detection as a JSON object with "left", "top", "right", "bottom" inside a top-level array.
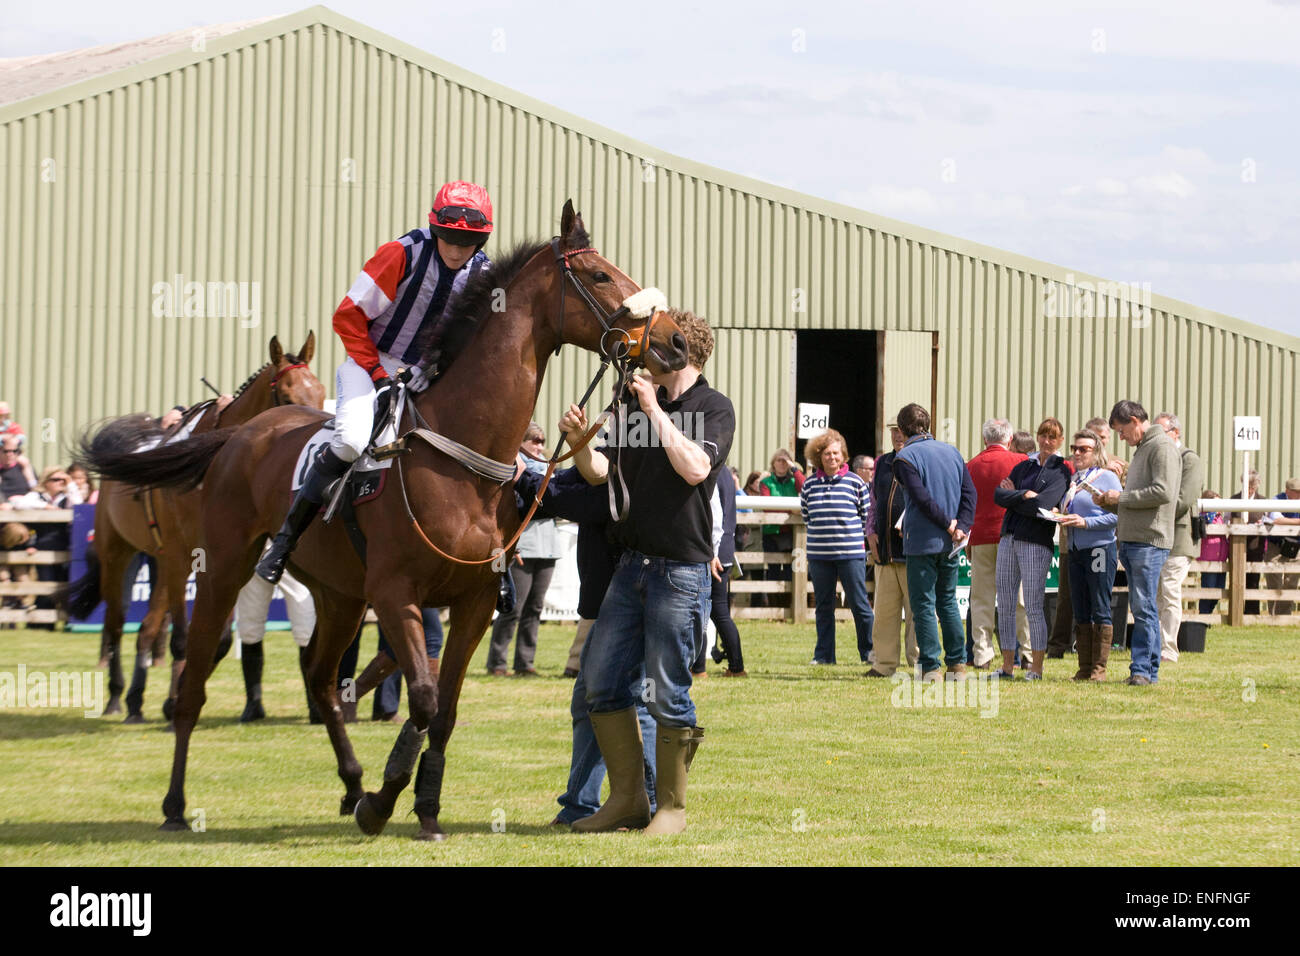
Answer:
[
  {"left": 299, "top": 330, "right": 316, "bottom": 365},
  {"left": 560, "top": 199, "right": 576, "bottom": 239},
  {"left": 269, "top": 335, "right": 284, "bottom": 365}
]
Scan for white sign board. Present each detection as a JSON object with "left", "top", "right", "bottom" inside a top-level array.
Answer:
[
  {"left": 1233, "top": 416, "right": 1262, "bottom": 451},
  {"left": 797, "top": 403, "right": 830, "bottom": 439}
]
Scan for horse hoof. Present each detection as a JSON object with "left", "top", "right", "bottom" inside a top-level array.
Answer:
[
  {"left": 161, "top": 698, "right": 176, "bottom": 722},
  {"left": 123, "top": 713, "right": 145, "bottom": 725},
  {"left": 103, "top": 700, "right": 122, "bottom": 716},
  {"left": 159, "top": 817, "right": 190, "bottom": 832},
  {"left": 240, "top": 700, "right": 266, "bottom": 723},
  {"left": 415, "top": 815, "right": 446, "bottom": 841},
  {"left": 339, "top": 792, "right": 361, "bottom": 816},
  {"left": 353, "top": 793, "right": 389, "bottom": 836}
]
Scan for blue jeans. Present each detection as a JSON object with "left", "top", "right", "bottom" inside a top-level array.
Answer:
[
  {"left": 1118, "top": 542, "right": 1169, "bottom": 681},
  {"left": 808, "top": 557, "right": 874, "bottom": 663},
  {"left": 583, "top": 551, "right": 710, "bottom": 727},
  {"left": 906, "top": 551, "right": 965, "bottom": 673},
  {"left": 554, "top": 643, "right": 657, "bottom": 824},
  {"left": 1068, "top": 543, "right": 1117, "bottom": 626}
]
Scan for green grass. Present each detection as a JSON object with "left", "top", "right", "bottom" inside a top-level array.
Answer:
[{"left": 1, "top": 623, "right": 1296, "bottom": 865}]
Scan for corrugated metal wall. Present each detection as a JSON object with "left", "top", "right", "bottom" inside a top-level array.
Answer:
[{"left": 2, "top": 13, "right": 1296, "bottom": 493}]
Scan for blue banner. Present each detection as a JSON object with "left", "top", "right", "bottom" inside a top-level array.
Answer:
[{"left": 66, "top": 502, "right": 289, "bottom": 631}]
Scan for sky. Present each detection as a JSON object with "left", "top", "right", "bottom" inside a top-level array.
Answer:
[{"left": 4, "top": 0, "right": 1299, "bottom": 340}]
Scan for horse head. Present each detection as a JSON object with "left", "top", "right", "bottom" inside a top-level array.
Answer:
[
  {"left": 549, "top": 200, "right": 688, "bottom": 375},
  {"left": 267, "top": 331, "right": 326, "bottom": 409}
]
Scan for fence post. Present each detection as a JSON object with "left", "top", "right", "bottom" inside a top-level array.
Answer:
[
  {"left": 792, "top": 522, "right": 808, "bottom": 625},
  {"left": 1229, "top": 532, "right": 1246, "bottom": 627}
]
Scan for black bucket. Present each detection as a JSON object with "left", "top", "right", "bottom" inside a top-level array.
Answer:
[{"left": 1178, "top": 621, "right": 1208, "bottom": 653}]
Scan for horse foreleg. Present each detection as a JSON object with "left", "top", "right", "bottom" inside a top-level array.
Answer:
[
  {"left": 355, "top": 591, "right": 432, "bottom": 836},
  {"left": 300, "top": 593, "right": 367, "bottom": 817},
  {"left": 413, "top": 585, "right": 496, "bottom": 841}
]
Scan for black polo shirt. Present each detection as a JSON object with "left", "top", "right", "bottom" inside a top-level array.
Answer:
[{"left": 599, "top": 374, "right": 735, "bottom": 564}]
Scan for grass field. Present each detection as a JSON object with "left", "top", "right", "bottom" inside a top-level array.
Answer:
[{"left": 1, "top": 622, "right": 1296, "bottom": 866}]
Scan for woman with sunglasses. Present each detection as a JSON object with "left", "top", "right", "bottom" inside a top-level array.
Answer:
[
  {"left": 1057, "top": 431, "right": 1121, "bottom": 680},
  {"left": 257, "top": 181, "right": 495, "bottom": 583}
]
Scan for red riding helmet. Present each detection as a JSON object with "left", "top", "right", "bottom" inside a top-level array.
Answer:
[{"left": 429, "top": 181, "right": 494, "bottom": 247}]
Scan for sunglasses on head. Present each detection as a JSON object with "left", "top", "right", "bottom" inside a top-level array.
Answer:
[{"left": 434, "top": 205, "right": 490, "bottom": 228}]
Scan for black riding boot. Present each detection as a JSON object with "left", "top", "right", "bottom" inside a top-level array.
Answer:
[
  {"left": 240, "top": 641, "right": 265, "bottom": 723},
  {"left": 255, "top": 446, "right": 350, "bottom": 584}
]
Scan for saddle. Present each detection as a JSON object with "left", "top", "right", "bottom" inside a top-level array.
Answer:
[{"left": 290, "top": 385, "right": 517, "bottom": 613}]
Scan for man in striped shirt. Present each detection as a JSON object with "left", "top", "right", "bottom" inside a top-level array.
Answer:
[
  {"left": 256, "top": 181, "right": 494, "bottom": 584},
  {"left": 801, "top": 429, "right": 874, "bottom": 665}
]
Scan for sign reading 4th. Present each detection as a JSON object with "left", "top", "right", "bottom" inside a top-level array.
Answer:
[{"left": 1233, "top": 416, "right": 1262, "bottom": 451}]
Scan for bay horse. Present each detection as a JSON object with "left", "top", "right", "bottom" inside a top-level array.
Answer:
[
  {"left": 81, "top": 202, "right": 686, "bottom": 839},
  {"left": 69, "top": 334, "right": 324, "bottom": 721}
]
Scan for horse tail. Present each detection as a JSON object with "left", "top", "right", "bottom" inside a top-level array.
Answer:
[
  {"left": 77, "top": 417, "right": 235, "bottom": 492},
  {"left": 63, "top": 541, "right": 102, "bottom": 620}
]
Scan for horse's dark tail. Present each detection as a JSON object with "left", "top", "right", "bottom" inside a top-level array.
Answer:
[
  {"left": 63, "top": 542, "right": 102, "bottom": 620},
  {"left": 77, "top": 416, "right": 235, "bottom": 492}
]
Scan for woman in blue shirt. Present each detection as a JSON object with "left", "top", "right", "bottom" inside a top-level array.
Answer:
[
  {"left": 1058, "top": 430, "right": 1122, "bottom": 681},
  {"left": 800, "top": 429, "right": 874, "bottom": 665}
]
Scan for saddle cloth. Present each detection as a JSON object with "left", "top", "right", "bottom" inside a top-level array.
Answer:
[{"left": 291, "top": 418, "right": 394, "bottom": 502}]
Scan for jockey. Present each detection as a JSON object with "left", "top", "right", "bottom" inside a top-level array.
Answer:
[{"left": 256, "top": 181, "right": 494, "bottom": 584}]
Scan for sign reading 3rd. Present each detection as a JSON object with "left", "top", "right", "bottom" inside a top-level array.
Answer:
[{"left": 797, "top": 403, "right": 830, "bottom": 439}]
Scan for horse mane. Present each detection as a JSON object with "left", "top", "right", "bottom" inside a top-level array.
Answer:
[
  {"left": 416, "top": 224, "right": 592, "bottom": 373},
  {"left": 230, "top": 363, "right": 271, "bottom": 400},
  {"left": 228, "top": 348, "right": 306, "bottom": 400}
]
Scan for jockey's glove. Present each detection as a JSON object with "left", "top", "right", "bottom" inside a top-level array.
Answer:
[{"left": 407, "top": 363, "right": 431, "bottom": 394}]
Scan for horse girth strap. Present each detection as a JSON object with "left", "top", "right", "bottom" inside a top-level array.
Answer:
[
  {"left": 397, "top": 454, "right": 558, "bottom": 568},
  {"left": 142, "top": 488, "right": 164, "bottom": 552},
  {"left": 407, "top": 429, "right": 517, "bottom": 483}
]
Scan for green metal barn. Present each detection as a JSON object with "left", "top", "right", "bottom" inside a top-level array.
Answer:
[{"left": 2, "top": 5, "right": 1296, "bottom": 491}]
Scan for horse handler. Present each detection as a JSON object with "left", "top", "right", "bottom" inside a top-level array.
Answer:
[{"left": 559, "top": 309, "right": 734, "bottom": 835}]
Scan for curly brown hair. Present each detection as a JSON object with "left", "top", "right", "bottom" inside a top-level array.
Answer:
[
  {"left": 805, "top": 429, "right": 848, "bottom": 473},
  {"left": 666, "top": 309, "right": 713, "bottom": 370}
]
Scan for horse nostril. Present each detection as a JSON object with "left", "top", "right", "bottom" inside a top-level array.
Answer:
[{"left": 671, "top": 332, "right": 687, "bottom": 355}]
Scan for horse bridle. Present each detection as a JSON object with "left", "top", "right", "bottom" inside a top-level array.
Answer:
[
  {"left": 269, "top": 363, "right": 309, "bottom": 406},
  {"left": 551, "top": 238, "right": 660, "bottom": 364}
]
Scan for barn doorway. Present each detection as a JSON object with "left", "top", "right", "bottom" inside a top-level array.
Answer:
[{"left": 793, "top": 330, "right": 880, "bottom": 467}]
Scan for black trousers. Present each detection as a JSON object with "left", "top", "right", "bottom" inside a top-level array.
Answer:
[
  {"left": 691, "top": 568, "right": 744, "bottom": 673},
  {"left": 486, "top": 558, "right": 557, "bottom": 672}
]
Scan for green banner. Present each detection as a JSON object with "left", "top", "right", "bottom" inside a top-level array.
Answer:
[{"left": 957, "top": 546, "right": 1059, "bottom": 590}]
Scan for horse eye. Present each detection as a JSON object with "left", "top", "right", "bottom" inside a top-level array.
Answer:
[{"left": 592, "top": 271, "right": 611, "bottom": 283}]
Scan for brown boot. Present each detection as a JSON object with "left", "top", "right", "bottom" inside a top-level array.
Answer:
[
  {"left": 571, "top": 708, "right": 651, "bottom": 832},
  {"left": 644, "top": 724, "right": 704, "bottom": 836},
  {"left": 1072, "top": 622, "right": 1094, "bottom": 681},
  {"left": 1091, "top": 624, "right": 1113, "bottom": 681}
]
